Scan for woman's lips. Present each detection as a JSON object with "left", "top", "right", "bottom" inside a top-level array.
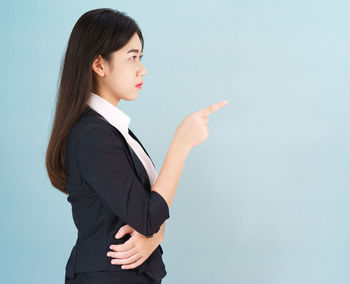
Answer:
[{"left": 135, "top": 83, "right": 143, "bottom": 89}]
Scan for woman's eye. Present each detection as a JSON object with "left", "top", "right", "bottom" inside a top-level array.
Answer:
[{"left": 131, "top": 55, "right": 143, "bottom": 61}]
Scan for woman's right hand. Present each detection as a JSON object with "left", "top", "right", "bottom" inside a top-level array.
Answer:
[{"left": 174, "top": 100, "right": 228, "bottom": 150}]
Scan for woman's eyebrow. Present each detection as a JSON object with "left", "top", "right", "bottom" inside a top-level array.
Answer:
[{"left": 127, "top": 49, "right": 143, "bottom": 54}]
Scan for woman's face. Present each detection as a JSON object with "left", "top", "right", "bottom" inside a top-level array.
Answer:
[{"left": 92, "top": 32, "right": 146, "bottom": 106}]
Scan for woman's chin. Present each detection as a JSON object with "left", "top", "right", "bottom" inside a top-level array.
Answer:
[{"left": 128, "top": 91, "right": 140, "bottom": 101}]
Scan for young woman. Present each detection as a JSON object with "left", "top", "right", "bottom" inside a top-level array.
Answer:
[{"left": 46, "top": 8, "right": 227, "bottom": 284}]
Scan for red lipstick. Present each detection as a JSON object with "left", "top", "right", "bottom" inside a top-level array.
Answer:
[{"left": 135, "top": 82, "right": 143, "bottom": 89}]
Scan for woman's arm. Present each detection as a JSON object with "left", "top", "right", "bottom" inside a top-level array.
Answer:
[
  {"left": 107, "top": 100, "right": 228, "bottom": 268},
  {"left": 150, "top": 100, "right": 228, "bottom": 208},
  {"left": 151, "top": 136, "right": 191, "bottom": 208}
]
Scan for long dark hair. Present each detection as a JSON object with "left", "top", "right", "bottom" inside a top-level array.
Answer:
[{"left": 46, "top": 8, "right": 144, "bottom": 194}]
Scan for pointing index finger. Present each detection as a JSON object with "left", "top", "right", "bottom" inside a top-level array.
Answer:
[{"left": 200, "top": 100, "right": 228, "bottom": 116}]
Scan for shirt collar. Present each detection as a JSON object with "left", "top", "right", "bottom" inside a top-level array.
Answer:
[{"left": 87, "top": 92, "right": 131, "bottom": 135}]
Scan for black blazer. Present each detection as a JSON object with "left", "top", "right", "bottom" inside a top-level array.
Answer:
[{"left": 64, "top": 105, "right": 170, "bottom": 281}]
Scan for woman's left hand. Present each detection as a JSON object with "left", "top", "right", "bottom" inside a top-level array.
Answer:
[{"left": 107, "top": 224, "right": 164, "bottom": 269}]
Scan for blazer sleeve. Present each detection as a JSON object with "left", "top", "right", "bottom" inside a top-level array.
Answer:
[{"left": 75, "top": 124, "right": 170, "bottom": 237}]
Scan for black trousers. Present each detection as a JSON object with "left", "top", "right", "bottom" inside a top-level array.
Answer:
[{"left": 65, "top": 271, "right": 162, "bottom": 284}]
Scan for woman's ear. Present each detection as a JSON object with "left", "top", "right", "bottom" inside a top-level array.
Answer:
[{"left": 92, "top": 54, "right": 106, "bottom": 77}]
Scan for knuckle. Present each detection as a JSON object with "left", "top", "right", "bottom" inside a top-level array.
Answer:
[
  {"left": 131, "top": 260, "right": 141, "bottom": 268},
  {"left": 125, "top": 262, "right": 133, "bottom": 268},
  {"left": 117, "top": 251, "right": 124, "bottom": 258},
  {"left": 119, "top": 259, "right": 126, "bottom": 264},
  {"left": 193, "top": 112, "right": 200, "bottom": 119},
  {"left": 118, "top": 259, "right": 125, "bottom": 265}
]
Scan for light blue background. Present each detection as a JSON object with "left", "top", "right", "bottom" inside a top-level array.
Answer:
[{"left": 1, "top": 0, "right": 349, "bottom": 283}]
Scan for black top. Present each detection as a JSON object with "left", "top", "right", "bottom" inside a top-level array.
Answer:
[{"left": 64, "top": 105, "right": 170, "bottom": 281}]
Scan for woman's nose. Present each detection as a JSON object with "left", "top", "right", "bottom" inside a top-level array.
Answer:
[{"left": 138, "top": 63, "right": 147, "bottom": 76}]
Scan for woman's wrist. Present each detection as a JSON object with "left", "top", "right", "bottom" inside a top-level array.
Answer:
[{"left": 172, "top": 134, "right": 192, "bottom": 155}]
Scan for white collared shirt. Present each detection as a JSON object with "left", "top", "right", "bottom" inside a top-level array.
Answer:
[{"left": 87, "top": 92, "right": 158, "bottom": 186}]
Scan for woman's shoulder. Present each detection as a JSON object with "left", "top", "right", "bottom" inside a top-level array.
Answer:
[{"left": 67, "top": 107, "right": 122, "bottom": 148}]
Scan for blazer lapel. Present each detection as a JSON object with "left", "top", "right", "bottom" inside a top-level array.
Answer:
[
  {"left": 125, "top": 142, "right": 152, "bottom": 192},
  {"left": 128, "top": 129, "right": 156, "bottom": 169}
]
